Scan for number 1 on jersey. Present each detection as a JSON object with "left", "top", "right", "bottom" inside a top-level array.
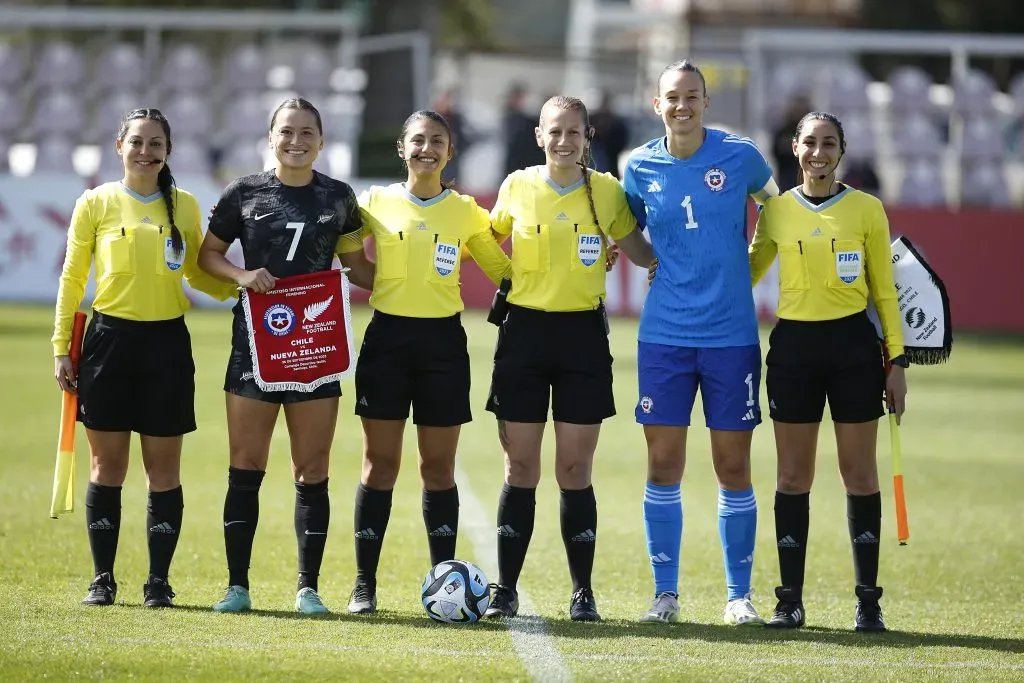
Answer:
[
  {"left": 285, "top": 222, "right": 304, "bottom": 261},
  {"left": 681, "top": 195, "right": 699, "bottom": 230}
]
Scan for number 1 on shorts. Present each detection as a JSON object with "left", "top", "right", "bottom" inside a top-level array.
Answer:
[{"left": 744, "top": 372, "right": 755, "bottom": 407}]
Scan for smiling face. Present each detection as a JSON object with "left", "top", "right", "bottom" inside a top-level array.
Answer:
[
  {"left": 654, "top": 68, "right": 708, "bottom": 137},
  {"left": 269, "top": 106, "right": 322, "bottom": 170},
  {"left": 536, "top": 104, "right": 589, "bottom": 171},
  {"left": 793, "top": 117, "right": 843, "bottom": 180},
  {"left": 400, "top": 116, "right": 451, "bottom": 177},
  {"left": 116, "top": 118, "right": 168, "bottom": 180}
]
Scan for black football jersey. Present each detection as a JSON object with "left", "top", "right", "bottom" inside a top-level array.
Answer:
[{"left": 208, "top": 170, "right": 361, "bottom": 278}]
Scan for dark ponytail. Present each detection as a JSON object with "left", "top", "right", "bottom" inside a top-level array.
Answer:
[
  {"left": 157, "top": 163, "right": 183, "bottom": 256},
  {"left": 116, "top": 107, "right": 182, "bottom": 255}
]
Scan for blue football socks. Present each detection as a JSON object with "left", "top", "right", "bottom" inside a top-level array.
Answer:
[
  {"left": 643, "top": 482, "right": 683, "bottom": 596},
  {"left": 718, "top": 487, "right": 758, "bottom": 601}
]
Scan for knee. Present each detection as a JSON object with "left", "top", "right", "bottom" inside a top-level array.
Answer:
[
  {"left": 363, "top": 448, "right": 400, "bottom": 489},
  {"left": 506, "top": 455, "right": 540, "bottom": 488},
  {"left": 840, "top": 467, "right": 878, "bottom": 496},
  {"left": 776, "top": 470, "right": 812, "bottom": 494},
  {"left": 555, "top": 458, "right": 592, "bottom": 489},
  {"left": 647, "top": 446, "right": 683, "bottom": 486},
  {"left": 419, "top": 457, "right": 455, "bottom": 491},
  {"left": 91, "top": 458, "right": 129, "bottom": 487},
  {"left": 229, "top": 446, "right": 268, "bottom": 472},
  {"left": 716, "top": 456, "right": 749, "bottom": 489},
  {"left": 293, "top": 450, "right": 330, "bottom": 484},
  {"left": 146, "top": 467, "right": 181, "bottom": 491}
]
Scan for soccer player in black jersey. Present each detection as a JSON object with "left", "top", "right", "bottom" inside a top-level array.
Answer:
[{"left": 198, "top": 98, "right": 374, "bottom": 615}]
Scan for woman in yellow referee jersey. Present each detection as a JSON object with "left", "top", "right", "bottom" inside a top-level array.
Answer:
[
  {"left": 483, "top": 95, "right": 655, "bottom": 622},
  {"left": 343, "top": 110, "right": 512, "bottom": 615},
  {"left": 749, "top": 111, "right": 908, "bottom": 633},
  {"left": 52, "top": 108, "right": 235, "bottom": 609}
]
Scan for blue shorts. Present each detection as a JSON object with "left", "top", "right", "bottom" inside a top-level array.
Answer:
[{"left": 636, "top": 342, "right": 762, "bottom": 430}]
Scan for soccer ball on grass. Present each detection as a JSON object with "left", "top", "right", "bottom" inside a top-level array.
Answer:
[{"left": 421, "top": 560, "right": 491, "bottom": 624}]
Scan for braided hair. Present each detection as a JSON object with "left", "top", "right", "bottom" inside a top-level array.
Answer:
[
  {"left": 792, "top": 111, "right": 846, "bottom": 187},
  {"left": 539, "top": 96, "right": 606, "bottom": 255},
  {"left": 116, "top": 108, "right": 182, "bottom": 256}
]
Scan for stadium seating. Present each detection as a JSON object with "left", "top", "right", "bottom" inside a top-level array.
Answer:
[
  {"left": 0, "top": 40, "right": 27, "bottom": 89},
  {"left": 899, "top": 158, "right": 947, "bottom": 207},
  {"left": 95, "top": 43, "right": 147, "bottom": 93},
  {"left": 32, "top": 41, "right": 85, "bottom": 92},
  {"left": 0, "top": 35, "right": 1021, "bottom": 209},
  {"left": 961, "top": 162, "right": 1013, "bottom": 208}
]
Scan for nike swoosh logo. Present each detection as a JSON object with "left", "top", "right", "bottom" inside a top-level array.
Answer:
[
  {"left": 224, "top": 520, "right": 247, "bottom": 527},
  {"left": 253, "top": 212, "right": 272, "bottom": 221},
  {"left": 304, "top": 530, "right": 327, "bottom": 536}
]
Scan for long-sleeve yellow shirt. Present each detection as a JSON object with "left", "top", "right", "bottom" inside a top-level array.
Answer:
[
  {"left": 52, "top": 182, "right": 235, "bottom": 356},
  {"left": 749, "top": 186, "right": 904, "bottom": 357}
]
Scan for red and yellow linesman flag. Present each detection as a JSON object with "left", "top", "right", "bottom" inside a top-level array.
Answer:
[{"left": 50, "top": 311, "right": 87, "bottom": 519}]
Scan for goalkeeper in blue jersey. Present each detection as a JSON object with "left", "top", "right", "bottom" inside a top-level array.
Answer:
[{"left": 622, "top": 60, "right": 779, "bottom": 626}]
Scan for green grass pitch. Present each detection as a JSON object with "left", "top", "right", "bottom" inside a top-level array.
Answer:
[{"left": 1, "top": 303, "right": 1022, "bottom": 681}]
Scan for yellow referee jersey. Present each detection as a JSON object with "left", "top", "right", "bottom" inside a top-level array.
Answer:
[
  {"left": 750, "top": 185, "right": 904, "bottom": 357},
  {"left": 52, "top": 182, "right": 235, "bottom": 356},
  {"left": 492, "top": 167, "right": 637, "bottom": 312},
  {"left": 355, "top": 184, "right": 511, "bottom": 318}
]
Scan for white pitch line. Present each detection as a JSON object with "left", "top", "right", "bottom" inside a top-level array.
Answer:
[{"left": 455, "top": 466, "right": 573, "bottom": 683}]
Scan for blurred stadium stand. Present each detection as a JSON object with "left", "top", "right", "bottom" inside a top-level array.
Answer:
[
  {"left": 1, "top": 3, "right": 1023, "bottom": 210},
  {"left": 0, "top": 6, "right": 369, "bottom": 183}
]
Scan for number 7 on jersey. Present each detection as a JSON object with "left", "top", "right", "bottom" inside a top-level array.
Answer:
[
  {"left": 285, "top": 222, "right": 304, "bottom": 261},
  {"left": 681, "top": 195, "right": 699, "bottom": 230}
]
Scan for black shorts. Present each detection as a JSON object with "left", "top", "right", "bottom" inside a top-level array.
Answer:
[
  {"left": 765, "top": 311, "right": 885, "bottom": 424},
  {"left": 354, "top": 311, "right": 471, "bottom": 427},
  {"left": 76, "top": 311, "right": 196, "bottom": 437},
  {"left": 486, "top": 304, "right": 615, "bottom": 425},
  {"left": 224, "top": 310, "right": 341, "bottom": 404}
]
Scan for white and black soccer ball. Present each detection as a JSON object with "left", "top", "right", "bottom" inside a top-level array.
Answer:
[{"left": 421, "top": 560, "right": 491, "bottom": 624}]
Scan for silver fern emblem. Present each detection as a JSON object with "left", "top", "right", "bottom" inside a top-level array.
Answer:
[{"left": 303, "top": 295, "right": 334, "bottom": 322}]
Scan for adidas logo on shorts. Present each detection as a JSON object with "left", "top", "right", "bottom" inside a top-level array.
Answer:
[{"left": 741, "top": 409, "right": 757, "bottom": 421}]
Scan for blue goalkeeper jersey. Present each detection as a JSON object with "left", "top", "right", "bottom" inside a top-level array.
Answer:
[{"left": 623, "top": 128, "right": 773, "bottom": 347}]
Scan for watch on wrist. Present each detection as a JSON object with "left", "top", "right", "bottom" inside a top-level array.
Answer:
[{"left": 889, "top": 354, "right": 909, "bottom": 368}]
